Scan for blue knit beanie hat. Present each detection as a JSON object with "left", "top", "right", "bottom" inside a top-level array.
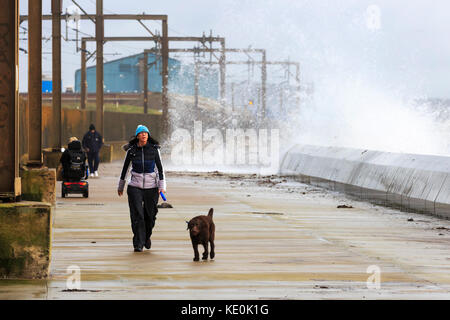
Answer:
[{"left": 135, "top": 125, "right": 150, "bottom": 137}]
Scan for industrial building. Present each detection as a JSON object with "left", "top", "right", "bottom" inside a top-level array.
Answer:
[{"left": 74, "top": 52, "right": 219, "bottom": 100}]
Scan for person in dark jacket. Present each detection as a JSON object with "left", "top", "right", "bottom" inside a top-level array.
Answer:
[
  {"left": 60, "top": 137, "right": 87, "bottom": 181},
  {"left": 82, "top": 124, "right": 103, "bottom": 178},
  {"left": 117, "top": 125, "right": 166, "bottom": 252}
]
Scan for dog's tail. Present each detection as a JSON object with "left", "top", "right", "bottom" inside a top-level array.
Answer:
[{"left": 208, "top": 208, "right": 214, "bottom": 218}]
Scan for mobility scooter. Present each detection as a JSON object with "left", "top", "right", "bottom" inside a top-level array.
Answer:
[{"left": 61, "top": 140, "right": 89, "bottom": 198}]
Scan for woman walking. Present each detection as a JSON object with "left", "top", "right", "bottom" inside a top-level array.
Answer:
[{"left": 118, "top": 125, "right": 166, "bottom": 252}]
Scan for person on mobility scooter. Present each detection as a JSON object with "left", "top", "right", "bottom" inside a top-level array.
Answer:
[{"left": 60, "top": 137, "right": 89, "bottom": 198}]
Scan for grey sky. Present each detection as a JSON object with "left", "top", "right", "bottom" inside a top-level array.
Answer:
[{"left": 18, "top": 0, "right": 450, "bottom": 98}]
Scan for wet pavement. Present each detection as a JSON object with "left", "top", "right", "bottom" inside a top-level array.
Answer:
[{"left": 1, "top": 161, "right": 450, "bottom": 299}]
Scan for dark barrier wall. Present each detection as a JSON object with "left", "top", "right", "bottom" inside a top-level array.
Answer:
[
  {"left": 280, "top": 144, "right": 450, "bottom": 219},
  {"left": 103, "top": 111, "right": 161, "bottom": 142},
  {"left": 37, "top": 92, "right": 163, "bottom": 110},
  {"left": 19, "top": 98, "right": 161, "bottom": 162}
]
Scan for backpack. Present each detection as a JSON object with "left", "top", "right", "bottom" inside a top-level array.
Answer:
[{"left": 67, "top": 149, "right": 86, "bottom": 179}]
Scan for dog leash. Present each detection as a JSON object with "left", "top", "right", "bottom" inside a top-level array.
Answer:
[{"left": 159, "top": 193, "right": 190, "bottom": 226}]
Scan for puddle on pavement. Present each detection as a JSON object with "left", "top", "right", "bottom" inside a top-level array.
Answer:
[
  {"left": 250, "top": 212, "right": 284, "bottom": 216},
  {"left": 61, "top": 289, "right": 110, "bottom": 293}
]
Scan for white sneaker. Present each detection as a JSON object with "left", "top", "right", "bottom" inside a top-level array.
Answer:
[
  {"left": 90, "top": 173, "right": 94, "bottom": 178},
  {"left": 94, "top": 171, "right": 99, "bottom": 177}
]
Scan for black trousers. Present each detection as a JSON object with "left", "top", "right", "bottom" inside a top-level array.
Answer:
[
  {"left": 127, "top": 186, "right": 159, "bottom": 249},
  {"left": 87, "top": 151, "right": 100, "bottom": 173}
]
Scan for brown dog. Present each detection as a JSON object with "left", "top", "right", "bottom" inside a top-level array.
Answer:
[{"left": 187, "top": 208, "right": 215, "bottom": 261}]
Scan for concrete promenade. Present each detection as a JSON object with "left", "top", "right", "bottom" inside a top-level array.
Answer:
[{"left": 1, "top": 161, "right": 450, "bottom": 299}]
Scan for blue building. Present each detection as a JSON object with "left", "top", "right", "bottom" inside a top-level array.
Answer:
[{"left": 74, "top": 52, "right": 218, "bottom": 100}]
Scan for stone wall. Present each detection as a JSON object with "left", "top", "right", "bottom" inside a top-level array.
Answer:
[
  {"left": 20, "top": 166, "right": 56, "bottom": 204},
  {"left": 0, "top": 202, "right": 52, "bottom": 279}
]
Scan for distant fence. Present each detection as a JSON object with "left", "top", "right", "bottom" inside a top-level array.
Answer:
[
  {"left": 18, "top": 97, "right": 161, "bottom": 163},
  {"left": 20, "top": 92, "right": 163, "bottom": 109},
  {"left": 280, "top": 144, "right": 450, "bottom": 219}
]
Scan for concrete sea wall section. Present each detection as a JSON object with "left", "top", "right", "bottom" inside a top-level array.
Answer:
[{"left": 280, "top": 145, "right": 450, "bottom": 219}]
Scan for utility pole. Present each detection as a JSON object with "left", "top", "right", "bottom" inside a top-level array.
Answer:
[
  {"left": 139, "top": 52, "right": 149, "bottom": 113},
  {"left": 143, "top": 52, "right": 149, "bottom": 114},
  {"left": 139, "top": 54, "right": 162, "bottom": 114},
  {"left": 80, "top": 39, "right": 87, "bottom": 109},
  {"left": 257, "top": 87, "right": 261, "bottom": 110},
  {"left": 0, "top": 0, "right": 21, "bottom": 200},
  {"left": 161, "top": 18, "right": 169, "bottom": 140},
  {"left": 231, "top": 82, "right": 235, "bottom": 112},
  {"left": 51, "top": 0, "right": 62, "bottom": 150},
  {"left": 279, "top": 84, "right": 283, "bottom": 115},
  {"left": 27, "top": 0, "right": 42, "bottom": 166},
  {"left": 194, "top": 58, "right": 199, "bottom": 110},
  {"left": 96, "top": 0, "right": 104, "bottom": 135},
  {"left": 295, "top": 63, "right": 301, "bottom": 109},
  {"left": 261, "top": 50, "right": 267, "bottom": 120},
  {"left": 219, "top": 39, "right": 226, "bottom": 108}
]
